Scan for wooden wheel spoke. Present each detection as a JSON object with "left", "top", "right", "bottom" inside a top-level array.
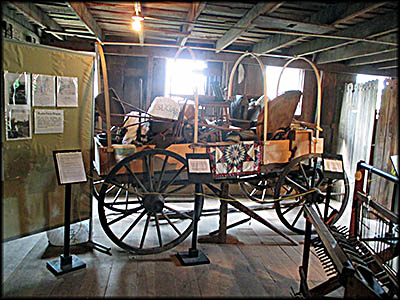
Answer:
[
  {"left": 107, "top": 205, "right": 144, "bottom": 226},
  {"left": 260, "top": 187, "right": 267, "bottom": 202},
  {"left": 285, "top": 176, "right": 308, "bottom": 192},
  {"left": 112, "top": 185, "right": 124, "bottom": 204},
  {"left": 144, "top": 156, "right": 154, "bottom": 191},
  {"left": 160, "top": 165, "right": 186, "bottom": 193},
  {"left": 290, "top": 206, "right": 304, "bottom": 227},
  {"left": 314, "top": 203, "right": 324, "bottom": 219},
  {"left": 139, "top": 214, "right": 151, "bottom": 249},
  {"left": 299, "top": 163, "right": 310, "bottom": 189},
  {"left": 156, "top": 155, "right": 169, "bottom": 191},
  {"left": 105, "top": 177, "right": 128, "bottom": 191},
  {"left": 164, "top": 204, "right": 192, "bottom": 219},
  {"left": 154, "top": 214, "right": 163, "bottom": 247},
  {"left": 119, "top": 210, "right": 147, "bottom": 242},
  {"left": 124, "top": 164, "right": 148, "bottom": 193},
  {"left": 161, "top": 211, "right": 181, "bottom": 235},
  {"left": 105, "top": 184, "right": 117, "bottom": 194},
  {"left": 315, "top": 176, "right": 324, "bottom": 188},
  {"left": 282, "top": 201, "right": 301, "bottom": 215},
  {"left": 162, "top": 184, "right": 189, "bottom": 198}
]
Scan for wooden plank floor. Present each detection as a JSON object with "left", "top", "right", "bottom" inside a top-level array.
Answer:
[{"left": 2, "top": 197, "right": 349, "bottom": 297}]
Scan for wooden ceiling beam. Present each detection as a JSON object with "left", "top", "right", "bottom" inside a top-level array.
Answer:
[
  {"left": 253, "top": 16, "right": 335, "bottom": 34},
  {"left": 215, "top": 2, "right": 283, "bottom": 52},
  {"left": 68, "top": 2, "right": 105, "bottom": 42},
  {"left": 252, "top": 2, "right": 388, "bottom": 54},
  {"left": 178, "top": 2, "right": 206, "bottom": 47},
  {"left": 288, "top": 10, "right": 398, "bottom": 57},
  {"left": 7, "top": 1, "right": 64, "bottom": 40},
  {"left": 345, "top": 50, "right": 398, "bottom": 67},
  {"left": 315, "top": 33, "right": 398, "bottom": 64}
]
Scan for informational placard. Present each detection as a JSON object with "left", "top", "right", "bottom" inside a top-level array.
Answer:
[
  {"left": 322, "top": 153, "right": 344, "bottom": 179},
  {"left": 53, "top": 150, "right": 87, "bottom": 185},
  {"left": 34, "top": 109, "right": 64, "bottom": 134},
  {"left": 32, "top": 74, "right": 56, "bottom": 107},
  {"left": 323, "top": 158, "right": 344, "bottom": 173},
  {"left": 57, "top": 76, "right": 78, "bottom": 107},
  {"left": 188, "top": 158, "right": 211, "bottom": 173},
  {"left": 186, "top": 153, "right": 213, "bottom": 183}
]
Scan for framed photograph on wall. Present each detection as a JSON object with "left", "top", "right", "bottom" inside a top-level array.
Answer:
[
  {"left": 4, "top": 71, "right": 32, "bottom": 140},
  {"left": 4, "top": 71, "right": 31, "bottom": 106},
  {"left": 6, "top": 107, "right": 32, "bottom": 140}
]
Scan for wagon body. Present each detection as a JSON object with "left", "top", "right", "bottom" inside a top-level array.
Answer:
[{"left": 92, "top": 42, "right": 348, "bottom": 255}]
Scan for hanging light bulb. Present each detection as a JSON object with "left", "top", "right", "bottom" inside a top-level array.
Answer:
[
  {"left": 131, "top": 15, "right": 143, "bottom": 31},
  {"left": 131, "top": 2, "right": 143, "bottom": 32}
]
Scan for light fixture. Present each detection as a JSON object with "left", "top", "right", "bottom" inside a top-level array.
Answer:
[{"left": 131, "top": 2, "right": 143, "bottom": 32}]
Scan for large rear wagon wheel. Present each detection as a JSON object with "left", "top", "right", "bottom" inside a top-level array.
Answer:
[
  {"left": 274, "top": 153, "right": 349, "bottom": 234},
  {"left": 97, "top": 149, "right": 203, "bottom": 255}
]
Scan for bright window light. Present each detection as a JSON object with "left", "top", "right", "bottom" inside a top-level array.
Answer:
[
  {"left": 356, "top": 74, "right": 388, "bottom": 111},
  {"left": 165, "top": 58, "right": 207, "bottom": 98},
  {"left": 266, "top": 65, "right": 304, "bottom": 115}
]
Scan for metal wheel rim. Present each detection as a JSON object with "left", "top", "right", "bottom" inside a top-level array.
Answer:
[
  {"left": 274, "top": 153, "right": 349, "bottom": 234},
  {"left": 97, "top": 148, "right": 203, "bottom": 254}
]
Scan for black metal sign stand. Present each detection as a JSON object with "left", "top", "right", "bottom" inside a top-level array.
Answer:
[
  {"left": 47, "top": 150, "right": 88, "bottom": 275},
  {"left": 176, "top": 184, "right": 210, "bottom": 266},
  {"left": 46, "top": 183, "right": 86, "bottom": 275}
]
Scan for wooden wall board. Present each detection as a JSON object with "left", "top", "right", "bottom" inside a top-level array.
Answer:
[{"left": 370, "top": 78, "right": 398, "bottom": 208}]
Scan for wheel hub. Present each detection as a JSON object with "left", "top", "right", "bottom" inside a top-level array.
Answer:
[
  {"left": 143, "top": 193, "right": 165, "bottom": 213},
  {"left": 307, "top": 187, "right": 324, "bottom": 203}
]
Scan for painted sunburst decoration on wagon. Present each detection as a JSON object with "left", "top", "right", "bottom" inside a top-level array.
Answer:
[{"left": 207, "top": 141, "right": 262, "bottom": 178}]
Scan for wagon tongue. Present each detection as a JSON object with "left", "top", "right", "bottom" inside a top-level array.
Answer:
[{"left": 143, "top": 193, "right": 165, "bottom": 213}]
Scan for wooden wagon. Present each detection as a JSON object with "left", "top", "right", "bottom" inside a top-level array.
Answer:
[{"left": 92, "top": 42, "right": 349, "bottom": 256}]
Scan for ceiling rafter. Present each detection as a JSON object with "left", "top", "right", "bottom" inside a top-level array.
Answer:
[
  {"left": 345, "top": 50, "right": 398, "bottom": 67},
  {"left": 178, "top": 2, "right": 206, "bottom": 47},
  {"left": 252, "top": 2, "right": 388, "bottom": 54},
  {"left": 7, "top": 1, "right": 64, "bottom": 40},
  {"left": 215, "top": 2, "right": 283, "bottom": 52},
  {"left": 67, "top": 1, "right": 105, "bottom": 42},
  {"left": 288, "top": 10, "right": 398, "bottom": 57},
  {"left": 315, "top": 33, "right": 398, "bottom": 64}
]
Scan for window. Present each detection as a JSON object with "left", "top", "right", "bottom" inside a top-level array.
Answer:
[
  {"left": 266, "top": 65, "right": 304, "bottom": 115},
  {"left": 165, "top": 58, "right": 207, "bottom": 98}
]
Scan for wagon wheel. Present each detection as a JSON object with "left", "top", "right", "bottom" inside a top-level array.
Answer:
[
  {"left": 97, "top": 149, "right": 204, "bottom": 254},
  {"left": 239, "top": 174, "right": 278, "bottom": 204},
  {"left": 274, "top": 153, "right": 349, "bottom": 234}
]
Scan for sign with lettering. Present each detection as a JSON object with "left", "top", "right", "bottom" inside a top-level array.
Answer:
[{"left": 147, "top": 97, "right": 180, "bottom": 120}]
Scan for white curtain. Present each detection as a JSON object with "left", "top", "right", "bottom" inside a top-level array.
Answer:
[{"left": 337, "top": 80, "right": 378, "bottom": 194}]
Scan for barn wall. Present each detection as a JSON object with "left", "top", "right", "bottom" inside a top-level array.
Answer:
[
  {"left": 319, "top": 71, "right": 356, "bottom": 154},
  {"left": 369, "top": 78, "right": 398, "bottom": 209}
]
